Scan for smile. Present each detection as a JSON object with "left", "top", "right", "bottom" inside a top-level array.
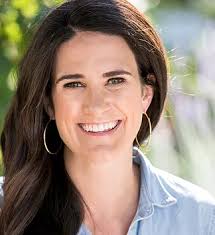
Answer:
[{"left": 78, "top": 120, "right": 122, "bottom": 136}]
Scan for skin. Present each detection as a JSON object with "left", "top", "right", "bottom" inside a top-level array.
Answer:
[{"left": 48, "top": 31, "right": 154, "bottom": 234}]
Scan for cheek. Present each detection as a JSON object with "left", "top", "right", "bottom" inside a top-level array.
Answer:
[
  {"left": 52, "top": 92, "right": 80, "bottom": 123},
  {"left": 122, "top": 87, "right": 143, "bottom": 129},
  {"left": 123, "top": 85, "right": 143, "bottom": 111},
  {"left": 52, "top": 94, "right": 80, "bottom": 146}
]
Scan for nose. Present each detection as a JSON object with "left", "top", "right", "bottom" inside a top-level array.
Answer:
[{"left": 82, "top": 88, "right": 110, "bottom": 115}]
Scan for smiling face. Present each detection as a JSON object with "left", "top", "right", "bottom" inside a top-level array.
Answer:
[{"left": 49, "top": 31, "right": 154, "bottom": 157}]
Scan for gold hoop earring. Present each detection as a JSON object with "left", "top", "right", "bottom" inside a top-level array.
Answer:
[
  {"left": 135, "top": 112, "right": 152, "bottom": 154},
  {"left": 43, "top": 119, "right": 62, "bottom": 155}
]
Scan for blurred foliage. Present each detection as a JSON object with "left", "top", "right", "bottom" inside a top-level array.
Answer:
[
  {"left": 0, "top": 0, "right": 64, "bottom": 174},
  {"left": 0, "top": 0, "right": 215, "bottom": 196}
]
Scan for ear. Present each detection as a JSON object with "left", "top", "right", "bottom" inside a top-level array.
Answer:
[
  {"left": 44, "top": 96, "right": 55, "bottom": 119},
  {"left": 141, "top": 84, "right": 154, "bottom": 113}
]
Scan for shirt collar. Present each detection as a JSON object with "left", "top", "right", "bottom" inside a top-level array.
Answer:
[{"left": 132, "top": 146, "right": 177, "bottom": 220}]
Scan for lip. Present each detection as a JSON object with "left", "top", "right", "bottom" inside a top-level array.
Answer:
[{"left": 78, "top": 120, "right": 122, "bottom": 136}]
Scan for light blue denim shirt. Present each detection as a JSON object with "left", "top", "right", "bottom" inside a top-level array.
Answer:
[
  {"left": 0, "top": 147, "right": 215, "bottom": 235},
  {"left": 78, "top": 147, "right": 215, "bottom": 235}
]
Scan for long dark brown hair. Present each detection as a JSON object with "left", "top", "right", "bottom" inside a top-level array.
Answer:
[{"left": 0, "top": 0, "right": 168, "bottom": 234}]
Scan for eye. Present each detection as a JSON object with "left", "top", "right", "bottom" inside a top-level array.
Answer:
[
  {"left": 107, "top": 77, "right": 126, "bottom": 85},
  {"left": 63, "top": 82, "right": 84, "bottom": 88},
  {"left": 63, "top": 78, "right": 126, "bottom": 89}
]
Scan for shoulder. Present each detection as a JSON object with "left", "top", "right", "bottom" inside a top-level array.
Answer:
[
  {"left": 154, "top": 167, "right": 215, "bottom": 234},
  {"left": 154, "top": 167, "right": 215, "bottom": 204}
]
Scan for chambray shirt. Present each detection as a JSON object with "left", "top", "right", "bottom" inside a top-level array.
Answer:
[
  {"left": 78, "top": 147, "right": 215, "bottom": 235},
  {"left": 0, "top": 147, "right": 215, "bottom": 235}
]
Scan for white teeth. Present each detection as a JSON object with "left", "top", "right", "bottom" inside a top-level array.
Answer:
[
  {"left": 80, "top": 121, "right": 119, "bottom": 132},
  {"left": 94, "top": 125, "right": 98, "bottom": 132}
]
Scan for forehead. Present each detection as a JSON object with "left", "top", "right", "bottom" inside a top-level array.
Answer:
[{"left": 54, "top": 31, "right": 138, "bottom": 77}]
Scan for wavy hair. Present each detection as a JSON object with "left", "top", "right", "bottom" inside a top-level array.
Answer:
[{"left": 0, "top": 0, "right": 168, "bottom": 234}]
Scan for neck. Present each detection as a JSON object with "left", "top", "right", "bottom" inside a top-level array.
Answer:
[{"left": 64, "top": 146, "right": 140, "bottom": 232}]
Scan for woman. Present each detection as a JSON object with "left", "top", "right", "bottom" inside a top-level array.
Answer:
[{"left": 0, "top": 0, "right": 214, "bottom": 234}]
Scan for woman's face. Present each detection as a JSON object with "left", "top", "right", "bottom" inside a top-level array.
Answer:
[{"left": 50, "top": 31, "right": 153, "bottom": 156}]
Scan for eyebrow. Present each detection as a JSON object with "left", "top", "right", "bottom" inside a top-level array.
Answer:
[{"left": 55, "top": 69, "right": 132, "bottom": 84}]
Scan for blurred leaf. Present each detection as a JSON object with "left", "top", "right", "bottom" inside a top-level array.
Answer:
[
  {"left": 11, "top": 0, "right": 39, "bottom": 18},
  {"left": 4, "top": 21, "right": 22, "bottom": 43},
  {"left": 7, "top": 68, "right": 17, "bottom": 91},
  {"left": 1, "top": 8, "right": 18, "bottom": 23},
  {"left": 43, "top": 0, "right": 64, "bottom": 7},
  {"left": 3, "top": 42, "right": 19, "bottom": 61}
]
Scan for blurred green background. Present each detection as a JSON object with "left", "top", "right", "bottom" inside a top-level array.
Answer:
[{"left": 0, "top": 0, "right": 215, "bottom": 195}]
